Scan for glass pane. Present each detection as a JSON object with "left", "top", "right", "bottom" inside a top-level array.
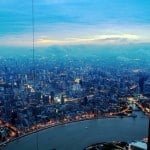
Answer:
[{"left": 0, "top": 0, "right": 149, "bottom": 150}]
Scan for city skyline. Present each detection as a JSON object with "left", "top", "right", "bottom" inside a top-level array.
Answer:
[{"left": 0, "top": 1, "right": 150, "bottom": 149}]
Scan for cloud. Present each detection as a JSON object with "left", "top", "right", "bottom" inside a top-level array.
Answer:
[
  {"left": 1, "top": 22, "right": 150, "bottom": 47},
  {"left": 0, "top": 34, "right": 32, "bottom": 47},
  {"left": 0, "top": 33, "right": 142, "bottom": 47},
  {"left": 36, "top": 34, "right": 139, "bottom": 46},
  {"left": 1, "top": 0, "right": 150, "bottom": 48}
]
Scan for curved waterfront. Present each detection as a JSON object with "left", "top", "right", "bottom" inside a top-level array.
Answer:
[{"left": 2, "top": 112, "right": 148, "bottom": 150}]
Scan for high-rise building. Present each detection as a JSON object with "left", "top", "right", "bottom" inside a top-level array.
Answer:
[
  {"left": 139, "top": 74, "right": 149, "bottom": 94},
  {"left": 129, "top": 141, "right": 147, "bottom": 150},
  {"left": 43, "top": 95, "right": 49, "bottom": 105},
  {"left": 60, "top": 94, "right": 64, "bottom": 105},
  {"left": 50, "top": 91, "right": 55, "bottom": 104},
  {"left": 144, "top": 80, "right": 150, "bottom": 96}
]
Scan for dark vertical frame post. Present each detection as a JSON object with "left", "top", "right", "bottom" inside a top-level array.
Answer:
[{"left": 148, "top": 118, "right": 150, "bottom": 150}]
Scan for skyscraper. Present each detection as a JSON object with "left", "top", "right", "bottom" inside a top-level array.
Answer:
[
  {"left": 50, "top": 91, "right": 55, "bottom": 104},
  {"left": 139, "top": 74, "right": 149, "bottom": 94},
  {"left": 60, "top": 94, "right": 64, "bottom": 105}
]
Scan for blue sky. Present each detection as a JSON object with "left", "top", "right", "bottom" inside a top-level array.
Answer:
[{"left": 0, "top": 0, "right": 150, "bottom": 46}]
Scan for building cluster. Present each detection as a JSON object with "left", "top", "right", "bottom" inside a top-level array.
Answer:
[
  {"left": 84, "top": 140, "right": 148, "bottom": 150},
  {"left": 0, "top": 54, "right": 149, "bottom": 141}
]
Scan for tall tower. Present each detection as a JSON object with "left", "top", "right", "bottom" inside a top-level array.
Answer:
[
  {"left": 139, "top": 74, "right": 149, "bottom": 94},
  {"left": 61, "top": 94, "right": 64, "bottom": 105},
  {"left": 50, "top": 91, "right": 55, "bottom": 104}
]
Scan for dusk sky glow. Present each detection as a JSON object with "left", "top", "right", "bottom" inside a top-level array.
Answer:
[{"left": 0, "top": 0, "right": 150, "bottom": 46}]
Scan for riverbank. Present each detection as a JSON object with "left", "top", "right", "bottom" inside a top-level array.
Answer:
[
  {"left": 0, "top": 115, "right": 118, "bottom": 147},
  {"left": 0, "top": 105, "right": 132, "bottom": 146},
  {"left": 0, "top": 111, "right": 148, "bottom": 150}
]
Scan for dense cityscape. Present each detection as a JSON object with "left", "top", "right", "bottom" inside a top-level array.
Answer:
[
  {"left": 0, "top": 0, "right": 150, "bottom": 149},
  {"left": 0, "top": 48, "right": 150, "bottom": 145}
]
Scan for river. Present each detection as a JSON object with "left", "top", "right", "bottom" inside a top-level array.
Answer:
[{"left": 2, "top": 111, "right": 149, "bottom": 150}]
